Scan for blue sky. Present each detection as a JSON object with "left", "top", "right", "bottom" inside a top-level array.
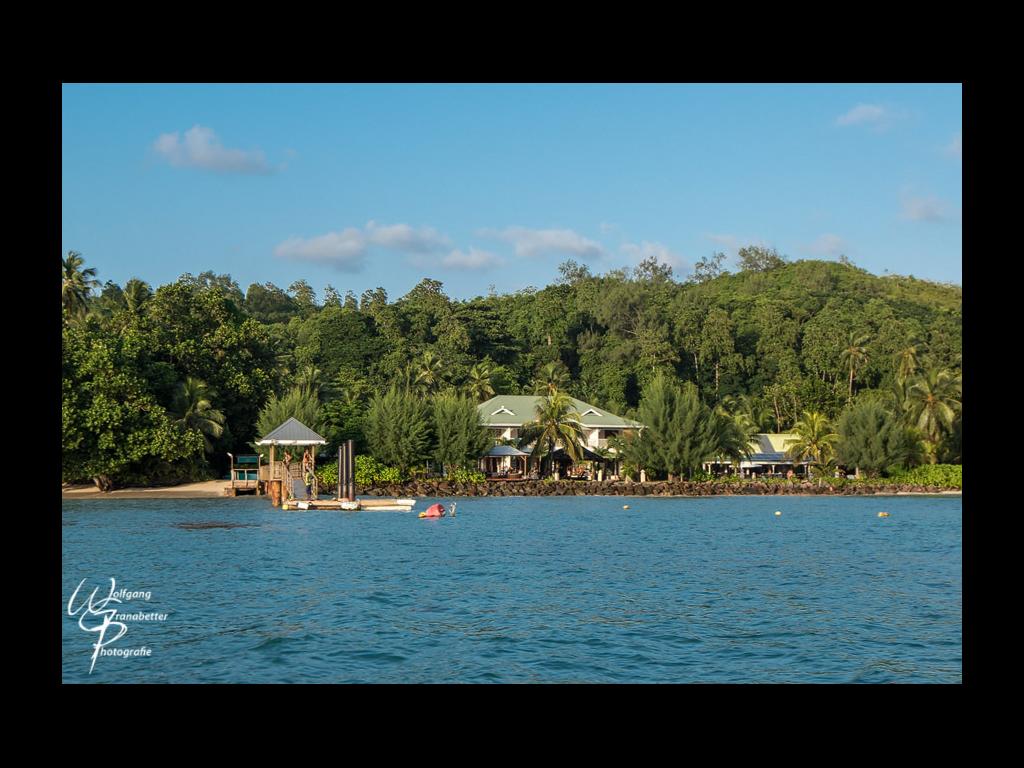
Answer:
[{"left": 62, "top": 83, "right": 962, "bottom": 301}]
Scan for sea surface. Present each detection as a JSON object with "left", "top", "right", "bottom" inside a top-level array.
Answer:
[{"left": 61, "top": 495, "right": 962, "bottom": 683}]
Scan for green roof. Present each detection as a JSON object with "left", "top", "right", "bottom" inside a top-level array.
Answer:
[{"left": 478, "top": 395, "right": 644, "bottom": 429}]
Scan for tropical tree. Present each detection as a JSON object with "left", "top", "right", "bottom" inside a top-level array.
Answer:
[
  {"left": 255, "top": 386, "right": 323, "bottom": 461},
  {"left": 519, "top": 391, "right": 584, "bottom": 477},
  {"left": 893, "top": 336, "right": 926, "bottom": 383},
  {"left": 295, "top": 364, "right": 323, "bottom": 400},
  {"left": 532, "top": 361, "right": 570, "bottom": 396},
  {"left": 413, "top": 351, "right": 445, "bottom": 395},
  {"left": 364, "top": 385, "right": 432, "bottom": 475},
  {"left": 169, "top": 377, "right": 226, "bottom": 453},
  {"left": 840, "top": 331, "right": 870, "bottom": 401},
  {"left": 836, "top": 400, "right": 917, "bottom": 477},
  {"left": 432, "top": 393, "right": 491, "bottom": 476},
  {"left": 784, "top": 411, "right": 838, "bottom": 480},
  {"left": 907, "top": 367, "right": 961, "bottom": 463},
  {"left": 466, "top": 362, "right": 496, "bottom": 402},
  {"left": 630, "top": 374, "right": 723, "bottom": 480},
  {"left": 123, "top": 278, "right": 153, "bottom": 317},
  {"left": 62, "top": 251, "right": 100, "bottom": 321},
  {"left": 62, "top": 323, "right": 204, "bottom": 490}
]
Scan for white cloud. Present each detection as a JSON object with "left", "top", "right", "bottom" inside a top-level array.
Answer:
[
  {"left": 806, "top": 233, "right": 846, "bottom": 256},
  {"left": 274, "top": 221, "right": 451, "bottom": 271},
  {"left": 365, "top": 221, "right": 449, "bottom": 252},
  {"left": 836, "top": 103, "right": 888, "bottom": 128},
  {"left": 621, "top": 241, "right": 686, "bottom": 271},
  {"left": 945, "top": 132, "right": 962, "bottom": 157},
  {"left": 481, "top": 226, "right": 606, "bottom": 260},
  {"left": 274, "top": 227, "right": 367, "bottom": 271},
  {"left": 153, "top": 125, "right": 275, "bottom": 174},
  {"left": 901, "top": 194, "right": 953, "bottom": 222},
  {"left": 441, "top": 248, "right": 504, "bottom": 270}
]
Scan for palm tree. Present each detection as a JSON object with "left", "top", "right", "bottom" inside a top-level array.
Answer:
[
  {"left": 892, "top": 336, "right": 925, "bottom": 383},
  {"left": 532, "top": 361, "right": 570, "bottom": 396},
  {"left": 519, "top": 391, "right": 585, "bottom": 478},
  {"left": 414, "top": 351, "right": 445, "bottom": 395},
  {"left": 467, "top": 362, "right": 496, "bottom": 402},
  {"left": 908, "top": 367, "right": 961, "bottom": 463},
  {"left": 840, "top": 331, "right": 870, "bottom": 401},
  {"left": 123, "top": 278, "right": 152, "bottom": 316},
  {"left": 170, "top": 377, "right": 226, "bottom": 453},
  {"left": 784, "top": 411, "right": 838, "bottom": 480},
  {"left": 62, "top": 251, "right": 100, "bottom": 320},
  {"left": 296, "top": 365, "right": 323, "bottom": 400}
]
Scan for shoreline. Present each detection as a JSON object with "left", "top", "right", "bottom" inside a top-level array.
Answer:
[{"left": 62, "top": 480, "right": 961, "bottom": 501}]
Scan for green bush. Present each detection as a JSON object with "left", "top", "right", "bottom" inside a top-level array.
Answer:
[
  {"left": 886, "top": 464, "right": 961, "bottom": 488},
  {"left": 315, "top": 461, "right": 338, "bottom": 491},
  {"left": 354, "top": 454, "right": 405, "bottom": 485},
  {"left": 447, "top": 467, "right": 485, "bottom": 483}
]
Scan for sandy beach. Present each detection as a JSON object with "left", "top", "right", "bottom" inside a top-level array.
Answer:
[{"left": 62, "top": 480, "right": 229, "bottom": 500}]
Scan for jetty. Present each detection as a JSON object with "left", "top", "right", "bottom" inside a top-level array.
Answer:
[
  {"left": 250, "top": 418, "right": 415, "bottom": 512},
  {"left": 282, "top": 498, "right": 417, "bottom": 512}
]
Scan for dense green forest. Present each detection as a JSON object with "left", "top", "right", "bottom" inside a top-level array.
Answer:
[{"left": 62, "top": 247, "right": 962, "bottom": 488}]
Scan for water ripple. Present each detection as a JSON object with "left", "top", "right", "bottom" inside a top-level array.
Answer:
[{"left": 61, "top": 495, "right": 961, "bottom": 683}]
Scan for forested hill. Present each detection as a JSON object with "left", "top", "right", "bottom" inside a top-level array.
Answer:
[{"left": 62, "top": 250, "right": 962, "bottom": 485}]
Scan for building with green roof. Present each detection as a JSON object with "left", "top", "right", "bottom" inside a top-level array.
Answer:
[{"left": 477, "top": 395, "right": 644, "bottom": 478}]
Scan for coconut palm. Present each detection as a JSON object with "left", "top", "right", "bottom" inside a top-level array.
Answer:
[
  {"left": 519, "top": 391, "right": 585, "bottom": 477},
  {"left": 62, "top": 251, "right": 100, "bottom": 320},
  {"left": 123, "top": 278, "right": 152, "bottom": 316},
  {"left": 170, "top": 377, "right": 226, "bottom": 453},
  {"left": 840, "top": 331, "right": 870, "bottom": 401},
  {"left": 466, "top": 362, "right": 496, "bottom": 402},
  {"left": 892, "top": 336, "right": 926, "bottom": 383},
  {"left": 710, "top": 405, "right": 754, "bottom": 475},
  {"left": 907, "top": 367, "right": 961, "bottom": 463},
  {"left": 296, "top": 365, "right": 323, "bottom": 399},
  {"left": 532, "top": 361, "right": 570, "bottom": 396},
  {"left": 414, "top": 351, "right": 445, "bottom": 395},
  {"left": 784, "top": 411, "right": 838, "bottom": 480}
]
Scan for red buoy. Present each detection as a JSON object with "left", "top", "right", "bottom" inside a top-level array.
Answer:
[{"left": 419, "top": 503, "right": 445, "bottom": 518}]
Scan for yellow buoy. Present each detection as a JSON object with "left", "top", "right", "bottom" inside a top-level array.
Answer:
[
  {"left": 623, "top": 505, "right": 630, "bottom": 510},
  {"left": 878, "top": 512, "right": 890, "bottom": 518},
  {"left": 775, "top": 511, "right": 782, "bottom": 516}
]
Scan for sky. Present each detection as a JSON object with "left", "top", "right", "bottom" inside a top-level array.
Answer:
[{"left": 62, "top": 83, "right": 962, "bottom": 302}]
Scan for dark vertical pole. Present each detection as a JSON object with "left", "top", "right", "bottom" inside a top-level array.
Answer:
[
  {"left": 346, "top": 439, "right": 355, "bottom": 501},
  {"left": 337, "top": 445, "right": 343, "bottom": 500}
]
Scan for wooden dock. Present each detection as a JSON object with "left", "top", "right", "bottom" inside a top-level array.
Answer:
[{"left": 281, "top": 498, "right": 417, "bottom": 512}]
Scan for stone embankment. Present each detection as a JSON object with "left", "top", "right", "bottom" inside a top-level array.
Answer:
[{"left": 357, "top": 479, "right": 959, "bottom": 497}]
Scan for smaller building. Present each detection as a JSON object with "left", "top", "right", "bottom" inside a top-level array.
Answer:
[{"left": 703, "top": 433, "right": 810, "bottom": 477}]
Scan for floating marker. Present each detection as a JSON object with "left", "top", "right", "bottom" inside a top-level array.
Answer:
[
  {"left": 878, "top": 511, "right": 890, "bottom": 518},
  {"left": 775, "top": 511, "right": 782, "bottom": 516},
  {"left": 623, "top": 505, "right": 630, "bottom": 510}
]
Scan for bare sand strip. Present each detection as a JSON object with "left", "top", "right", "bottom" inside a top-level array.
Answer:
[{"left": 62, "top": 480, "right": 228, "bottom": 500}]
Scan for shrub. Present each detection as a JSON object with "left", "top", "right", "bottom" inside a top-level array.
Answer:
[
  {"left": 354, "top": 454, "right": 405, "bottom": 485},
  {"left": 447, "top": 467, "right": 485, "bottom": 483},
  {"left": 886, "top": 464, "right": 961, "bottom": 488}
]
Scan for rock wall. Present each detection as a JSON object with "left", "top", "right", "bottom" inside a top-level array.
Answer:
[{"left": 354, "top": 479, "right": 958, "bottom": 497}]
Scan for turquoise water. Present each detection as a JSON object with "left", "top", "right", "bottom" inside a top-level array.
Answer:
[{"left": 61, "top": 495, "right": 961, "bottom": 683}]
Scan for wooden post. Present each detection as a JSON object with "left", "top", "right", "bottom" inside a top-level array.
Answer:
[
  {"left": 345, "top": 439, "right": 355, "bottom": 501},
  {"left": 270, "top": 444, "right": 276, "bottom": 481},
  {"left": 269, "top": 479, "right": 282, "bottom": 507},
  {"left": 337, "top": 445, "right": 343, "bottom": 501}
]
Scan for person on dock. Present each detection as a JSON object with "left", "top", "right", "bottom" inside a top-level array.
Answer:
[{"left": 304, "top": 466, "right": 314, "bottom": 500}]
